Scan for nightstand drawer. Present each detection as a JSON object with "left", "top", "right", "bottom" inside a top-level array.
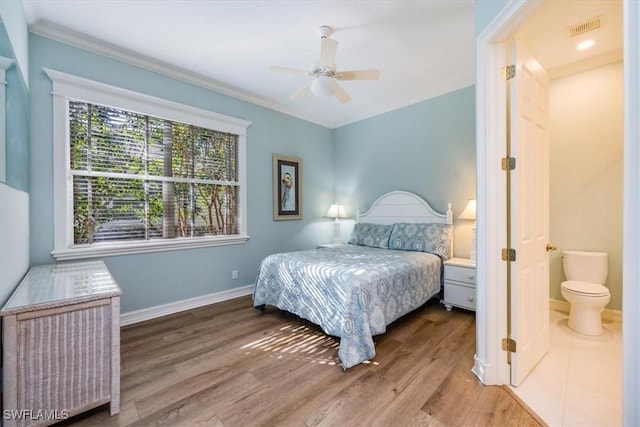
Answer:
[
  {"left": 444, "top": 265, "right": 476, "bottom": 285},
  {"left": 444, "top": 283, "right": 476, "bottom": 310}
]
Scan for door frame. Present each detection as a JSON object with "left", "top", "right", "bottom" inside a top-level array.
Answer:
[{"left": 474, "top": 0, "right": 640, "bottom": 423}]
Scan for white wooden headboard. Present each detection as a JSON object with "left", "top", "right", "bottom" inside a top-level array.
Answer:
[
  {"left": 353, "top": 191, "right": 454, "bottom": 258},
  {"left": 357, "top": 191, "right": 453, "bottom": 225}
]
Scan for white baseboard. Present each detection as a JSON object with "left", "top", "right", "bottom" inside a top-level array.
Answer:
[
  {"left": 471, "top": 353, "right": 487, "bottom": 384},
  {"left": 120, "top": 284, "right": 254, "bottom": 326},
  {"left": 549, "top": 298, "right": 622, "bottom": 322}
]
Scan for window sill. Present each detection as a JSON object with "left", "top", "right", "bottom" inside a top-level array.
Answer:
[{"left": 51, "top": 235, "right": 250, "bottom": 261}]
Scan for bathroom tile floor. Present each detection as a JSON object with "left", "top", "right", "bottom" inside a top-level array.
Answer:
[{"left": 510, "top": 309, "right": 622, "bottom": 427}]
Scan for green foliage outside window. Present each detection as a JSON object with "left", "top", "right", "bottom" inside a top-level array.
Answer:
[{"left": 69, "top": 101, "right": 239, "bottom": 245}]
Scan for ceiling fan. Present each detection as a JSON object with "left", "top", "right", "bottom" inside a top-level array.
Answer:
[{"left": 270, "top": 25, "right": 380, "bottom": 103}]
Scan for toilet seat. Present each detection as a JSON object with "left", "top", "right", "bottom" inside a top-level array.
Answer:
[{"left": 561, "top": 280, "right": 609, "bottom": 297}]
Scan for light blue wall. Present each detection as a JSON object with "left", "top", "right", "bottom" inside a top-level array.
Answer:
[
  {"left": 475, "top": 0, "right": 510, "bottom": 36},
  {"left": 333, "top": 86, "right": 476, "bottom": 257},
  {"left": 29, "top": 34, "right": 335, "bottom": 313},
  {"left": 0, "top": 13, "right": 29, "bottom": 191}
]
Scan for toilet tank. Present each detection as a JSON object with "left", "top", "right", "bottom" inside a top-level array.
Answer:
[{"left": 563, "top": 250, "right": 608, "bottom": 284}]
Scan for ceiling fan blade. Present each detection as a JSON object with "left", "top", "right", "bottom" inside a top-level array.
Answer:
[
  {"left": 289, "top": 83, "right": 312, "bottom": 100},
  {"left": 335, "top": 69, "right": 381, "bottom": 80},
  {"left": 270, "top": 65, "right": 310, "bottom": 76},
  {"left": 333, "top": 83, "right": 352, "bottom": 104},
  {"left": 320, "top": 38, "right": 338, "bottom": 67}
]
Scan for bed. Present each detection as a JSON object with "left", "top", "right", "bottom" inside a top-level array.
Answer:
[{"left": 253, "top": 191, "right": 454, "bottom": 369}]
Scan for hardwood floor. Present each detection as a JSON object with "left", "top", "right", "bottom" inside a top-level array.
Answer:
[{"left": 62, "top": 296, "right": 543, "bottom": 426}]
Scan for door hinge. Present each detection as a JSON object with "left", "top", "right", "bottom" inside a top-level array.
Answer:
[
  {"left": 502, "top": 248, "right": 516, "bottom": 262},
  {"left": 502, "top": 337, "right": 517, "bottom": 353},
  {"left": 501, "top": 156, "right": 516, "bottom": 171},
  {"left": 502, "top": 65, "right": 516, "bottom": 80}
]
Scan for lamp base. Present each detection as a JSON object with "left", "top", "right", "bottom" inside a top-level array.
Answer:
[
  {"left": 470, "top": 225, "right": 476, "bottom": 262},
  {"left": 333, "top": 220, "right": 341, "bottom": 244}
]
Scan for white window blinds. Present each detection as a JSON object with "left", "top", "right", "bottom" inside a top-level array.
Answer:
[{"left": 69, "top": 101, "right": 240, "bottom": 245}]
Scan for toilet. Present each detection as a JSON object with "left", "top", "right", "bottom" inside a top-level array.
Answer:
[{"left": 560, "top": 250, "right": 610, "bottom": 336}]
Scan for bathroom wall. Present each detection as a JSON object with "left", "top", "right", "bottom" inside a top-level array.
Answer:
[{"left": 549, "top": 60, "right": 623, "bottom": 311}]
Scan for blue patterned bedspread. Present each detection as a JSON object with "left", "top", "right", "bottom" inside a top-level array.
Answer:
[{"left": 252, "top": 244, "right": 442, "bottom": 369}]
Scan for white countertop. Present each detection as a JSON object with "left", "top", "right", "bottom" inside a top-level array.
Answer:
[{"left": 1, "top": 260, "right": 121, "bottom": 315}]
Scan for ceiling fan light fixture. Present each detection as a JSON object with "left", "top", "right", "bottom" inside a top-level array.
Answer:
[
  {"left": 271, "top": 24, "right": 379, "bottom": 103},
  {"left": 310, "top": 75, "right": 335, "bottom": 97}
]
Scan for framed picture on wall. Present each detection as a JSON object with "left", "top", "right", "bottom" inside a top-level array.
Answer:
[{"left": 273, "top": 154, "right": 302, "bottom": 220}]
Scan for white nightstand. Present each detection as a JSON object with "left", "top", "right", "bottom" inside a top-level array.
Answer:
[
  {"left": 443, "top": 257, "right": 476, "bottom": 312},
  {"left": 318, "top": 242, "right": 345, "bottom": 248}
]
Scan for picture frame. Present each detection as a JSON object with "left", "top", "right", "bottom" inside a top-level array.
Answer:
[{"left": 273, "top": 154, "right": 302, "bottom": 220}]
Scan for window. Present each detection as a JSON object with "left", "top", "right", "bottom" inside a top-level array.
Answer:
[
  {"left": 0, "top": 56, "right": 15, "bottom": 182},
  {"left": 69, "top": 101, "right": 240, "bottom": 243},
  {"left": 47, "top": 69, "right": 250, "bottom": 260}
]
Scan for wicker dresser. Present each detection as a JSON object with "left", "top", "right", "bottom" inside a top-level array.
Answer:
[{"left": 1, "top": 261, "right": 121, "bottom": 427}]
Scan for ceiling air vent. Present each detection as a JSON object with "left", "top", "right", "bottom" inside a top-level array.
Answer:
[{"left": 568, "top": 16, "right": 602, "bottom": 38}]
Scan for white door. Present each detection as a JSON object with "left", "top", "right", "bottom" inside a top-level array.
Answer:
[{"left": 509, "top": 40, "right": 550, "bottom": 387}]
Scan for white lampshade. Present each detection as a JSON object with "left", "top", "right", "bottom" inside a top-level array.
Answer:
[
  {"left": 310, "top": 75, "right": 336, "bottom": 97},
  {"left": 458, "top": 199, "right": 477, "bottom": 221},
  {"left": 324, "top": 203, "right": 348, "bottom": 219}
]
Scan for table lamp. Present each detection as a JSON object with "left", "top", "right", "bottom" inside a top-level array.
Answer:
[
  {"left": 458, "top": 199, "right": 477, "bottom": 261},
  {"left": 324, "top": 203, "right": 349, "bottom": 244}
]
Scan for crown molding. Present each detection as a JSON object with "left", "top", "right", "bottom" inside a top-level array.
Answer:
[
  {"left": 29, "top": 20, "right": 334, "bottom": 128},
  {"left": 548, "top": 49, "right": 623, "bottom": 80}
]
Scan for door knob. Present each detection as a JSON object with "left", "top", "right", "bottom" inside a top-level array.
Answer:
[{"left": 546, "top": 244, "right": 557, "bottom": 252}]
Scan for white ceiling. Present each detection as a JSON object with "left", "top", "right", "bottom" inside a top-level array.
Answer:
[{"left": 20, "top": 0, "right": 622, "bottom": 129}]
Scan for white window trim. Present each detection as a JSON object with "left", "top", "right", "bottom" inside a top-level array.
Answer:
[
  {"left": 0, "top": 56, "right": 15, "bottom": 183},
  {"left": 45, "top": 68, "right": 251, "bottom": 261}
]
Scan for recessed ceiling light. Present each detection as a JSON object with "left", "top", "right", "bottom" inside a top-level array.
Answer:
[{"left": 577, "top": 40, "right": 596, "bottom": 50}]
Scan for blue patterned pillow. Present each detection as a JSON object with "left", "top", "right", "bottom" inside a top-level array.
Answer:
[
  {"left": 348, "top": 223, "right": 393, "bottom": 249},
  {"left": 388, "top": 223, "right": 453, "bottom": 259}
]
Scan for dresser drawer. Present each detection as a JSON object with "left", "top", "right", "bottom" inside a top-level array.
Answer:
[
  {"left": 444, "top": 265, "right": 476, "bottom": 285},
  {"left": 444, "top": 283, "right": 476, "bottom": 310}
]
